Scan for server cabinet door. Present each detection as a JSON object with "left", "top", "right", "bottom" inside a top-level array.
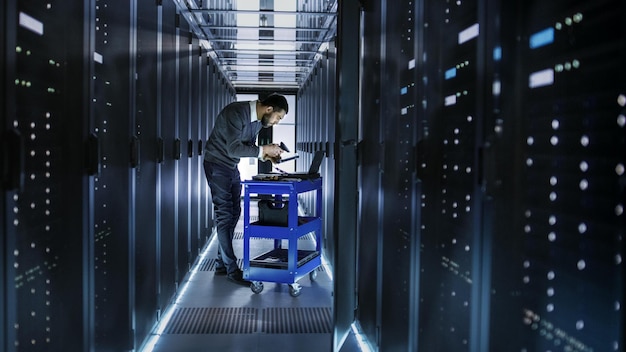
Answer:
[
  {"left": 199, "top": 53, "right": 211, "bottom": 245},
  {"left": 418, "top": 0, "right": 487, "bottom": 350},
  {"left": 378, "top": 0, "right": 424, "bottom": 350},
  {"left": 134, "top": 0, "right": 160, "bottom": 346},
  {"left": 92, "top": 1, "right": 135, "bottom": 349},
  {"left": 5, "top": 1, "right": 93, "bottom": 351},
  {"left": 514, "top": 1, "right": 625, "bottom": 350},
  {"left": 333, "top": 0, "right": 360, "bottom": 349},
  {"left": 323, "top": 42, "right": 337, "bottom": 262},
  {"left": 176, "top": 20, "right": 192, "bottom": 278},
  {"left": 1, "top": 1, "right": 16, "bottom": 347},
  {"left": 158, "top": 0, "right": 179, "bottom": 314},
  {"left": 188, "top": 37, "right": 201, "bottom": 260},
  {"left": 355, "top": 0, "right": 383, "bottom": 346}
]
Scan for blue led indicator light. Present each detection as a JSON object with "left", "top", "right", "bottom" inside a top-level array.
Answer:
[
  {"left": 400, "top": 87, "right": 408, "bottom": 95},
  {"left": 493, "top": 46, "right": 502, "bottom": 61},
  {"left": 530, "top": 28, "right": 555, "bottom": 49},
  {"left": 445, "top": 67, "right": 457, "bottom": 80}
]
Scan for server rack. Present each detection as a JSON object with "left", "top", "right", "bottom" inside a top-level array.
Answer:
[
  {"left": 3, "top": 1, "right": 94, "bottom": 350},
  {"left": 2, "top": 1, "right": 232, "bottom": 350},
  {"left": 158, "top": 0, "right": 180, "bottom": 321},
  {"left": 514, "top": 1, "right": 625, "bottom": 350},
  {"left": 354, "top": 0, "right": 625, "bottom": 351},
  {"left": 356, "top": 0, "right": 384, "bottom": 347},
  {"left": 134, "top": 0, "right": 162, "bottom": 345}
]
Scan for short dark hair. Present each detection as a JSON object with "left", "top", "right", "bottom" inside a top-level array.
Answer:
[{"left": 260, "top": 93, "right": 289, "bottom": 114}]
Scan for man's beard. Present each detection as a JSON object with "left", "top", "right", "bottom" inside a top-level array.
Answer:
[{"left": 260, "top": 113, "right": 272, "bottom": 128}]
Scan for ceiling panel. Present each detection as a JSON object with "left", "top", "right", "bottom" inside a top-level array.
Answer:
[{"left": 173, "top": 0, "right": 338, "bottom": 90}]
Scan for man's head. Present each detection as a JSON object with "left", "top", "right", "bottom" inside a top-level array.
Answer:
[{"left": 259, "top": 93, "right": 289, "bottom": 128}]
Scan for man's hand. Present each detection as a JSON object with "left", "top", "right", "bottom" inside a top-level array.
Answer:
[
  {"left": 263, "top": 155, "right": 282, "bottom": 164},
  {"left": 262, "top": 144, "right": 283, "bottom": 159}
]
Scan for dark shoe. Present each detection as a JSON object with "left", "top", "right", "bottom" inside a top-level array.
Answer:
[
  {"left": 227, "top": 270, "right": 251, "bottom": 286},
  {"left": 215, "top": 266, "right": 227, "bottom": 276}
]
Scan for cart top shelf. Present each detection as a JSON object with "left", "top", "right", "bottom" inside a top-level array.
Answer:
[{"left": 243, "top": 177, "right": 322, "bottom": 194}]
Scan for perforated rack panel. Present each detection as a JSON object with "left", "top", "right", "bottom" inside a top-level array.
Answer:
[
  {"left": 5, "top": 1, "right": 92, "bottom": 350},
  {"left": 517, "top": 1, "right": 625, "bottom": 350}
]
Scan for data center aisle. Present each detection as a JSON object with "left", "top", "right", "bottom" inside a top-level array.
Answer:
[{"left": 146, "top": 201, "right": 335, "bottom": 352}]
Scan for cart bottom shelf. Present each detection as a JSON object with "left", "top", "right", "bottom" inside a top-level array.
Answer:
[{"left": 250, "top": 248, "right": 319, "bottom": 269}]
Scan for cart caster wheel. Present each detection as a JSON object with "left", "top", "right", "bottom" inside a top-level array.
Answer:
[
  {"left": 251, "top": 281, "right": 264, "bottom": 294},
  {"left": 309, "top": 270, "right": 318, "bottom": 281},
  {"left": 289, "top": 284, "right": 301, "bottom": 297}
]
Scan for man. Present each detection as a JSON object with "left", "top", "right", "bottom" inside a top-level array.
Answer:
[{"left": 203, "top": 93, "right": 288, "bottom": 285}]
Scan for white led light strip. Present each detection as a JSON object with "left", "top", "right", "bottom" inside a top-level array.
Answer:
[{"left": 19, "top": 12, "right": 44, "bottom": 35}]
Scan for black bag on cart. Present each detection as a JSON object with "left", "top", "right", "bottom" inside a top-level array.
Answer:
[{"left": 258, "top": 200, "right": 289, "bottom": 226}]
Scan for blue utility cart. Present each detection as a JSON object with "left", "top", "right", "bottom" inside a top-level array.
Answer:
[{"left": 242, "top": 177, "right": 322, "bottom": 297}]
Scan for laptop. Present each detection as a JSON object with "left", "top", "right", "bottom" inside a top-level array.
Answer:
[{"left": 252, "top": 150, "right": 324, "bottom": 181}]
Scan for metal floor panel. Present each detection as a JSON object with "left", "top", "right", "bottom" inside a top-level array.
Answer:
[
  {"left": 165, "top": 307, "right": 259, "bottom": 334},
  {"left": 145, "top": 201, "right": 334, "bottom": 352},
  {"left": 261, "top": 307, "right": 332, "bottom": 334},
  {"left": 163, "top": 307, "right": 332, "bottom": 335}
]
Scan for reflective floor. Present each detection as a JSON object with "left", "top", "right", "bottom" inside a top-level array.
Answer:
[{"left": 142, "top": 200, "right": 360, "bottom": 352}]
